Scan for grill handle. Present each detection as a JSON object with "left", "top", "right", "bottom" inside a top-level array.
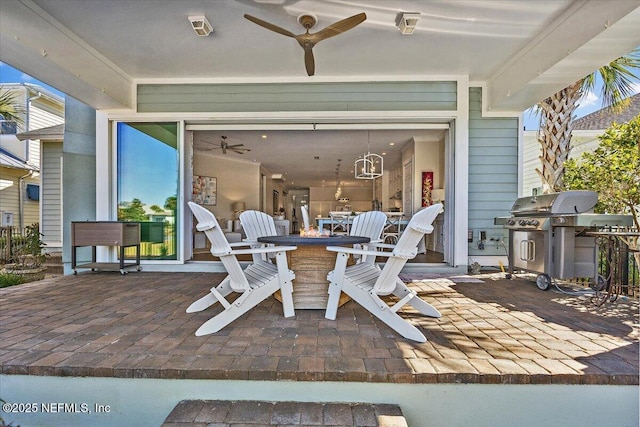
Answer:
[{"left": 519, "top": 240, "right": 535, "bottom": 261}]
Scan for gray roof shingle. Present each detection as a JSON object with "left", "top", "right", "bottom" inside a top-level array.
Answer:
[{"left": 573, "top": 93, "right": 640, "bottom": 130}]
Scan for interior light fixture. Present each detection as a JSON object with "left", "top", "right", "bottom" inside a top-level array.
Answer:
[
  {"left": 396, "top": 12, "right": 421, "bottom": 35},
  {"left": 334, "top": 160, "right": 343, "bottom": 200},
  {"left": 188, "top": 15, "right": 212, "bottom": 37},
  {"left": 355, "top": 131, "right": 383, "bottom": 180},
  {"left": 232, "top": 201, "right": 245, "bottom": 219}
]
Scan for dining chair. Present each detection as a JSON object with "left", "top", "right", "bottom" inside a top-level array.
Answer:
[
  {"left": 329, "top": 211, "right": 351, "bottom": 235},
  {"left": 300, "top": 205, "right": 311, "bottom": 232},
  {"left": 349, "top": 210, "right": 387, "bottom": 264},
  {"left": 324, "top": 203, "right": 444, "bottom": 342},
  {"left": 382, "top": 212, "right": 405, "bottom": 244},
  {"left": 187, "top": 202, "right": 297, "bottom": 336}
]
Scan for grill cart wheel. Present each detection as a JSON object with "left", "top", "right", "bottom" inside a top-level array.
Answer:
[{"left": 536, "top": 274, "right": 552, "bottom": 291}]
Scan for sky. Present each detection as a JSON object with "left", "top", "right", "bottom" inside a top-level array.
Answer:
[
  {"left": 2, "top": 61, "right": 638, "bottom": 130},
  {"left": 0, "top": 62, "right": 64, "bottom": 98}
]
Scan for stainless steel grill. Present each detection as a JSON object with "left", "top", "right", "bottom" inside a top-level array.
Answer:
[{"left": 495, "top": 191, "right": 632, "bottom": 290}]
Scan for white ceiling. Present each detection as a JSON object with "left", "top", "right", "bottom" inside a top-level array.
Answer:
[
  {"left": 2, "top": 0, "right": 639, "bottom": 111},
  {"left": 193, "top": 128, "right": 445, "bottom": 190},
  {"left": 1, "top": 0, "right": 639, "bottom": 190}
]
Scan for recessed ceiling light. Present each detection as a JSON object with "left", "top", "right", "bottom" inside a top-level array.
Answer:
[
  {"left": 188, "top": 15, "right": 212, "bottom": 37},
  {"left": 262, "top": 134, "right": 267, "bottom": 139},
  {"left": 389, "top": 142, "right": 395, "bottom": 146}
]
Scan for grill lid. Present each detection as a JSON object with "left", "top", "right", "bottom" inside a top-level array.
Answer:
[{"left": 510, "top": 190, "right": 598, "bottom": 216}]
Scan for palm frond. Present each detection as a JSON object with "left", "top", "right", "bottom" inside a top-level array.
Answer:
[
  {"left": 0, "top": 86, "right": 26, "bottom": 124},
  {"left": 594, "top": 48, "right": 640, "bottom": 112}
]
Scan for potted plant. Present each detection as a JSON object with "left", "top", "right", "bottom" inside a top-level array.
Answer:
[{"left": 1, "top": 223, "right": 48, "bottom": 283}]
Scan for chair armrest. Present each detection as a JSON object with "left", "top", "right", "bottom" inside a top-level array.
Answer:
[
  {"left": 366, "top": 242, "right": 395, "bottom": 250},
  {"left": 231, "top": 245, "right": 297, "bottom": 256},
  {"left": 326, "top": 245, "right": 417, "bottom": 260},
  {"left": 229, "top": 241, "right": 254, "bottom": 248},
  {"left": 326, "top": 245, "right": 393, "bottom": 258}
]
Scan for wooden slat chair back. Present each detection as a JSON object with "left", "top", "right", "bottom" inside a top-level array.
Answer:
[
  {"left": 349, "top": 210, "right": 387, "bottom": 264},
  {"left": 240, "top": 210, "right": 278, "bottom": 262},
  {"left": 300, "top": 205, "right": 310, "bottom": 232},
  {"left": 375, "top": 204, "right": 442, "bottom": 294},
  {"left": 187, "top": 202, "right": 297, "bottom": 336},
  {"left": 325, "top": 203, "right": 444, "bottom": 342}
]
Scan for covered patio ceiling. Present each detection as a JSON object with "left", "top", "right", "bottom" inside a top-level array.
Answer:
[{"left": 1, "top": 0, "right": 639, "bottom": 113}]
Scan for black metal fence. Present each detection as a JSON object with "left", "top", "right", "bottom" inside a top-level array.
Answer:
[{"left": 595, "top": 227, "right": 639, "bottom": 297}]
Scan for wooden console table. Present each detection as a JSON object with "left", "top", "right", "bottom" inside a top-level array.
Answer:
[{"left": 71, "top": 221, "right": 141, "bottom": 275}]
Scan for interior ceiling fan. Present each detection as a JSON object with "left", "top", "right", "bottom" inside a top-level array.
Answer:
[
  {"left": 202, "top": 136, "right": 251, "bottom": 155},
  {"left": 244, "top": 12, "right": 367, "bottom": 76}
]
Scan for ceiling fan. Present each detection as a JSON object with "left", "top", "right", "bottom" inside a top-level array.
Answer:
[
  {"left": 202, "top": 136, "right": 251, "bottom": 155},
  {"left": 244, "top": 12, "right": 367, "bottom": 76}
]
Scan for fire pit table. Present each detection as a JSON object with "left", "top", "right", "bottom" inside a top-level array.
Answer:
[{"left": 257, "top": 234, "right": 369, "bottom": 309}]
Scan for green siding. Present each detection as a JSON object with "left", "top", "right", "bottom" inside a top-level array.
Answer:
[
  {"left": 467, "top": 87, "right": 518, "bottom": 255},
  {"left": 137, "top": 82, "right": 457, "bottom": 113}
]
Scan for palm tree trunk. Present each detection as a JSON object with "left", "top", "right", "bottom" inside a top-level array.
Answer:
[{"left": 536, "top": 81, "right": 583, "bottom": 193}]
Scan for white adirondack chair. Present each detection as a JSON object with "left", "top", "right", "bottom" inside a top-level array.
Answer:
[
  {"left": 349, "top": 210, "right": 387, "bottom": 264},
  {"left": 240, "top": 210, "right": 279, "bottom": 262},
  {"left": 187, "top": 202, "right": 297, "bottom": 336},
  {"left": 300, "top": 205, "right": 310, "bottom": 232},
  {"left": 325, "top": 203, "right": 444, "bottom": 342}
]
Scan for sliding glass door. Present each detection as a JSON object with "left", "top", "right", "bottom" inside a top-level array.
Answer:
[{"left": 116, "top": 122, "right": 179, "bottom": 260}]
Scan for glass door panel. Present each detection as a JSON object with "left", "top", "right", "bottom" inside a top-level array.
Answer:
[{"left": 117, "top": 122, "right": 179, "bottom": 260}]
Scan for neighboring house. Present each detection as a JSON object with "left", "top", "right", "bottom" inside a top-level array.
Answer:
[
  {"left": 16, "top": 124, "right": 65, "bottom": 253},
  {"left": 0, "top": 147, "right": 39, "bottom": 230},
  {"left": 0, "top": 84, "right": 64, "bottom": 242},
  {"left": 143, "top": 205, "right": 174, "bottom": 224},
  {"left": 523, "top": 93, "right": 640, "bottom": 196}
]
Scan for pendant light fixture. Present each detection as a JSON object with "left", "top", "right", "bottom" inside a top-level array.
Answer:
[
  {"left": 334, "top": 159, "right": 344, "bottom": 200},
  {"left": 355, "top": 131, "right": 383, "bottom": 179}
]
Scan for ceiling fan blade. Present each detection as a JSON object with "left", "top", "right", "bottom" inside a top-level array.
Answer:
[
  {"left": 313, "top": 13, "right": 366, "bottom": 42},
  {"left": 244, "top": 14, "right": 296, "bottom": 38},
  {"left": 304, "top": 47, "right": 315, "bottom": 76},
  {"left": 226, "top": 143, "right": 245, "bottom": 149}
]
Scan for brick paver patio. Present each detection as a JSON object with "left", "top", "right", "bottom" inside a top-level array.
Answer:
[{"left": 1, "top": 271, "right": 637, "bottom": 385}]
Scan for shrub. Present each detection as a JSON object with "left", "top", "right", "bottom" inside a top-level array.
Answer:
[{"left": 0, "top": 273, "right": 25, "bottom": 288}]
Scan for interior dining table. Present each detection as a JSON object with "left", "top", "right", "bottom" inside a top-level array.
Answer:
[{"left": 257, "top": 234, "right": 370, "bottom": 309}]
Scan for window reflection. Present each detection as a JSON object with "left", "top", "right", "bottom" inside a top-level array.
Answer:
[{"left": 117, "top": 122, "right": 178, "bottom": 260}]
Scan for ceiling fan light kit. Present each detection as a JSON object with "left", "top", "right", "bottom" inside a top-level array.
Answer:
[
  {"left": 188, "top": 15, "right": 212, "bottom": 37},
  {"left": 396, "top": 12, "right": 421, "bottom": 35},
  {"left": 204, "top": 135, "right": 251, "bottom": 155}
]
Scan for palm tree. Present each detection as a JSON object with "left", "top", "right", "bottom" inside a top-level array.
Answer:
[
  {"left": 536, "top": 49, "right": 640, "bottom": 193},
  {"left": 0, "top": 85, "right": 25, "bottom": 125}
]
